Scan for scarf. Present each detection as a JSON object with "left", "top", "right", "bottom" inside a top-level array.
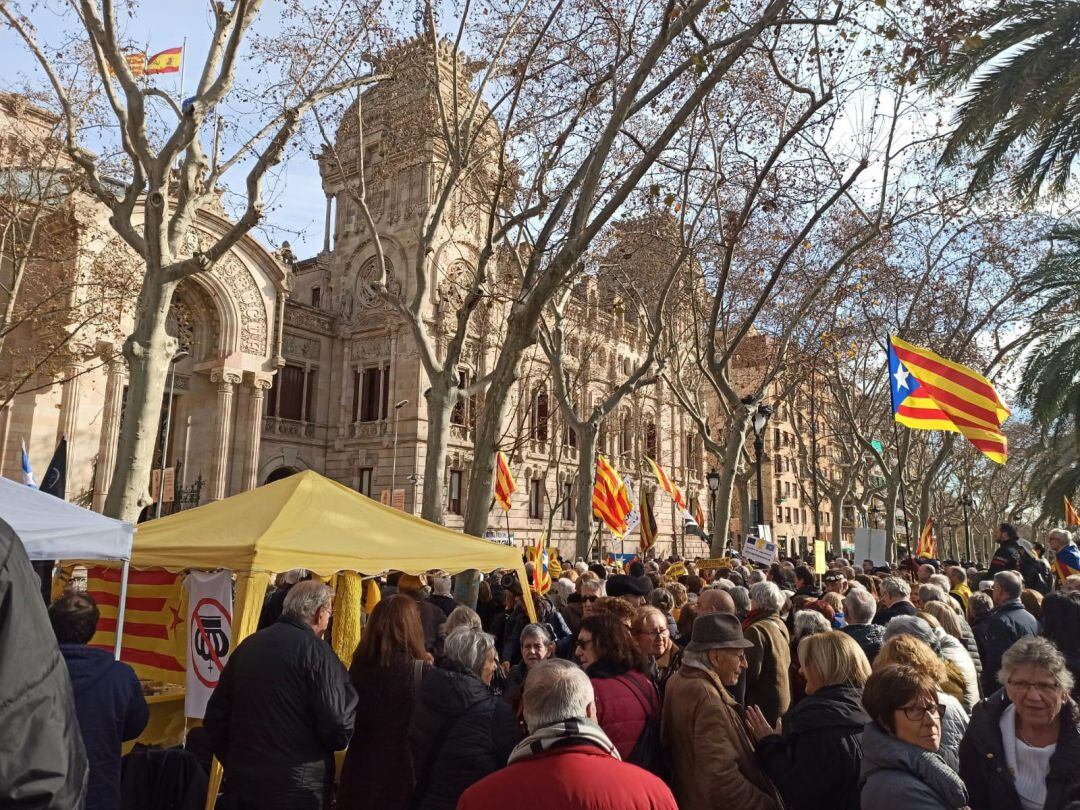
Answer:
[{"left": 507, "top": 717, "right": 621, "bottom": 765}]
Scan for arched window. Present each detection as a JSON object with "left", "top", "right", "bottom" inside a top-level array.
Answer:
[
  {"left": 644, "top": 418, "right": 658, "bottom": 461},
  {"left": 530, "top": 386, "right": 549, "bottom": 442}
]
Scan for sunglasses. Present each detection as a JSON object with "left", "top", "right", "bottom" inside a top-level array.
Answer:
[{"left": 582, "top": 596, "right": 598, "bottom": 603}]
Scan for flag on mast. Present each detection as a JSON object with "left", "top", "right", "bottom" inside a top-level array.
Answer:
[
  {"left": 20, "top": 439, "right": 36, "bottom": 487},
  {"left": 146, "top": 47, "right": 183, "bottom": 75},
  {"left": 639, "top": 490, "right": 658, "bottom": 554},
  {"left": 1065, "top": 496, "right": 1080, "bottom": 527},
  {"left": 494, "top": 451, "right": 516, "bottom": 512},
  {"left": 592, "top": 456, "right": 633, "bottom": 536},
  {"left": 916, "top": 517, "right": 936, "bottom": 559},
  {"left": 527, "top": 535, "right": 552, "bottom": 594},
  {"left": 646, "top": 456, "right": 686, "bottom": 511}
]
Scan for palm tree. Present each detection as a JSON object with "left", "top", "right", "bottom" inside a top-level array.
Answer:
[
  {"left": 927, "top": 0, "right": 1080, "bottom": 201},
  {"left": 1017, "top": 223, "right": 1080, "bottom": 516}
]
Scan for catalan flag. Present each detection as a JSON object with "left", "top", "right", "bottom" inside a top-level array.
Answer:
[
  {"left": 527, "top": 536, "right": 552, "bottom": 595},
  {"left": 889, "top": 336, "right": 1010, "bottom": 464},
  {"left": 146, "top": 46, "right": 182, "bottom": 75},
  {"left": 916, "top": 517, "right": 936, "bottom": 559},
  {"left": 593, "top": 456, "right": 633, "bottom": 536},
  {"left": 693, "top": 496, "right": 706, "bottom": 531},
  {"left": 106, "top": 52, "right": 146, "bottom": 77},
  {"left": 86, "top": 566, "right": 186, "bottom": 683},
  {"left": 494, "top": 450, "right": 516, "bottom": 512},
  {"left": 1065, "top": 496, "right": 1080, "bottom": 527},
  {"left": 640, "top": 490, "right": 658, "bottom": 554},
  {"left": 646, "top": 456, "right": 686, "bottom": 511}
]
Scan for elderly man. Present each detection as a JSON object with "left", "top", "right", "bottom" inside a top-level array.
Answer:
[
  {"left": 946, "top": 565, "right": 972, "bottom": 613},
  {"left": 917, "top": 563, "right": 936, "bottom": 584},
  {"left": 205, "top": 581, "right": 357, "bottom": 810},
  {"left": 840, "top": 587, "right": 886, "bottom": 664},
  {"left": 698, "top": 587, "right": 736, "bottom": 616},
  {"left": 743, "top": 582, "right": 791, "bottom": 725},
  {"left": 460, "top": 659, "right": 676, "bottom": 810},
  {"left": 972, "top": 570, "right": 1040, "bottom": 695},
  {"left": 873, "top": 576, "right": 918, "bottom": 625},
  {"left": 1048, "top": 528, "right": 1080, "bottom": 588},
  {"left": 823, "top": 570, "right": 847, "bottom": 595},
  {"left": 663, "top": 613, "right": 780, "bottom": 810}
]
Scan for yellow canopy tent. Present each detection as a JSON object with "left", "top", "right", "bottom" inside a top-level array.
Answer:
[{"left": 125, "top": 469, "right": 534, "bottom": 809}]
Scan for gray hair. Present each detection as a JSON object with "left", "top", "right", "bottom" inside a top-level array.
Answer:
[
  {"left": 750, "top": 581, "right": 785, "bottom": 612},
  {"left": 522, "top": 659, "right": 595, "bottom": 730},
  {"left": 946, "top": 566, "right": 967, "bottom": 585},
  {"left": 444, "top": 605, "right": 482, "bottom": 635},
  {"left": 1001, "top": 636, "right": 1075, "bottom": 693},
  {"left": 730, "top": 586, "right": 751, "bottom": 616},
  {"left": 881, "top": 577, "right": 911, "bottom": 600},
  {"left": 929, "top": 574, "right": 952, "bottom": 594},
  {"left": 749, "top": 570, "right": 766, "bottom": 585},
  {"left": 969, "top": 591, "right": 994, "bottom": 619},
  {"left": 442, "top": 627, "right": 496, "bottom": 677},
  {"left": 884, "top": 615, "right": 939, "bottom": 652},
  {"left": 995, "top": 570, "right": 1023, "bottom": 600},
  {"left": 792, "top": 610, "right": 831, "bottom": 641},
  {"left": 648, "top": 587, "right": 674, "bottom": 613},
  {"left": 919, "top": 584, "right": 947, "bottom": 605},
  {"left": 281, "top": 581, "right": 334, "bottom": 623},
  {"left": 711, "top": 579, "right": 735, "bottom": 592},
  {"left": 520, "top": 622, "right": 555, "bottom": 647},
  {"left": 580, "top": 578, "right": 603, "bottom": 596},
  {"left": 680, "top": 646, "right": 716, "bottom": 673},
  {"left": 843, "top": 587, "right": 877, "bottom": 624},
  {"left": 1049, "top": 528, "right": 1073, "bottom": 544},
  {"left": 432, "top": 576, "right": 452, "bottom": 596}
]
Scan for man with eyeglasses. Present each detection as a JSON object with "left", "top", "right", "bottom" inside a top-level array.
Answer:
[{"left": 973, "top": 570, "right": 1040, "bottom": 696}]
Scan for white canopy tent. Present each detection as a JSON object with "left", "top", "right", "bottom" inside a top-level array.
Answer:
[{"left": 0, "top": 475, "right": 135, "bottom": 657}]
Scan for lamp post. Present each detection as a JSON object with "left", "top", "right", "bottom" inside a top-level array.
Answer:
[
  {"left": 751, "top": 404, "right": 774, "bottom": 531},
  {"left": 869, "top": 504, "right": 881, "bottom": 529},
  {"left": 154, "top": 350, "right": 189, "bottom": 519},
  {"left": 391, "top": 399, "right": 408, "bottom": 506},
  {"left": 706, "top": 468, "right": 720, "bottom": 550},
  {"left": 961, "top": 492, "right": 973, "bottom": 565}
]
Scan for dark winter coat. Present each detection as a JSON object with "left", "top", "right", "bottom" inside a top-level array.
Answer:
[
  {"left": 873, "top": 599, "right": 918, "bottom": 626},
  {"left": 860, "top": 721, "right": 969, "bottom": 810},
  {"left": 427, "top": 594, "right": 457, "bottom": 619},
  {"left": 204, "top": 616, "right": 358, "bottom": 810},
  {"left": 586, "top": 661, "right": 659, "bottom": 761},
  {"left": 337, "top": 656, "right": 431, "bottom": 810},
  {"left": 959, "top": 688, "right": 1080, "bottom": 810},
  {"left": 972, "top": 601, "right": 1039, "bottom": 695},
  {"left": 407, "top": 661, "right": 520, "bottom": 810},
  {"left": 755, "top": 684, "right": 869, "bottom": 810},
  {"left": 59, "top": 643, "right": 148, "bottom": 810},
  {"left": 743, "top": 610, "right": 791, "bottom": 726},
  {"left": 988, "top": 539, "right": 1023, "bottom": 576},
  {"left": 840, "top": 622, "right": 886, "bottom": 664},
  {"left": 0, "top": 516, "right": 88, "bottom": 809}
]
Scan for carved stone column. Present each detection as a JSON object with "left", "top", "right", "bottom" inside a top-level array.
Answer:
[
  {"left": 93, "top": 357, "right": 127, "bottom": 511},
  {"left": 208, "top": 369, "right": 241, "bottom": 501},
  {"left": 243, "top": 375, "right": 273, "bottom": 491}
]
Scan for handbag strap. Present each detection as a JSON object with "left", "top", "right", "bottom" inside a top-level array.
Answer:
[{"left": 615, "top": 673, "right": 657, "bottom": 716}]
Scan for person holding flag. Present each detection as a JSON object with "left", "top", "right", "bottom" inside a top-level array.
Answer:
[{"left": 1048, "top": 528, "right": 1080, "bottom": 588}]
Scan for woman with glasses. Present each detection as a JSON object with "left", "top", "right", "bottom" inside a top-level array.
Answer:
[
  {"left": 575, "top": 613, "right": 659, "bottom": 763},
  {"left": 632, "top": 606, "right": 682, "bottom": 702},
  {"left": 860, "top": 664, "right": 969, "bottom": 810},
  {"left": 959, "top": 636, "right": 1080, "bottom": 809},
  {"left": 502, "top": 623, "right": 556, "bottom": 723}
]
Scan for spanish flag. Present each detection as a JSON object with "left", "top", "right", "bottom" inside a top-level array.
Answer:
[
  {"left": 494, "top": 450, "right": 516, "bottom": 512},
  {"left": 593, "top": 456, "right": 633, "bottom": 536},
  {"left": 86, "top": 566, "right": 186, "bottom": 684},
  {"left": 915, "top": 517, "right": 936, "bottom": 559},
  {"left": 889, "top": 336, "right": 1010, "bottom": 463},
  {"left": 1065, "top": 496, "right": 1080, "bottom": 527},
  {"left": 646, "top": 457, "right": 686, "bottom": 511},
  {"left": 640, "top": 490, "right": 658, "bottom": 554},
  {"left": 146, "top": 47, "right": 183, "bottom": 75}
]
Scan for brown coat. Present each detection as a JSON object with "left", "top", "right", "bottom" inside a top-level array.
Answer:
[
  {"left": 743, "top": 611, "right": 791, "bottom": 725},
  {"left": 661, "top": 665, "right": 780, "bottom": 810}
]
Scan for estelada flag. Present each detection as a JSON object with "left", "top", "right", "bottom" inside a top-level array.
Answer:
[
  {"left": 146, "top": 47, "right": 182, "bottom": 75},
  {"left": 640, "top": 490, "right": 658, "bottom": 554},
  {"left": 527, "top": 536, "right": 552, "bottom": 595},
  {"left": 916, "top": 517, "right": 936, "bottom": 559},
  {"left": 86, "top": 566, "right": 186, "bottom": 683},
  {"left": 593, "top": 455, "right": 633, "bottom": 536},
  {"left": 1053, "top": 544, "right": 1080, "bottom": 586},
  {"left": 1065, "top": 496, "right": 1080, "bottom": 527},
  {"left": 494, "top": 450, "right": 516, "bottom": 512},
  {"left": 889, "top": 336, "right": 1010, "bottom": 464},
  {"left": 646, "top": 457, "right": 686, "bottom": 511}
]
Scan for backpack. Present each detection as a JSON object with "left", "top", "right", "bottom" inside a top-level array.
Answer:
[
  {"left": 616, "top": 674, "right": 669, "bottom": 781},
  {"left": 1019, "top": 548, "right": 1053, "bottom": 595}
]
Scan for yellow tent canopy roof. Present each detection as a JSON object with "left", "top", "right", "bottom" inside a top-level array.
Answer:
[{"left": 132, "top": 470, "right": 525, "bottom": 579}]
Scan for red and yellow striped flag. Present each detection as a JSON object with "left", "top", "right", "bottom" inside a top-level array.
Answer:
[
  {"left": 86, "top": 566, "right": 186, "bottom": 684},
  {"left": 1065, "top": 496, "right": 1080, "bottom": 527},
  {"left": 146, "top": 47, "right": 182, "bottom": 75},
  {"left": 646, "top": 456, "right": 686, "bottom": 511},
  {"left": 494, "top": 450, "right": 516, "bottom": 512},
  {"left": 916, "top": 518, "right": 936, "bottom": 559},
  {"left": 639, "top": 490, "right": 658, "bottom": 554},
  {"left": 889, "top": 336, "right": 1010, "bottom": 463},
  {"left": 527, "top": 536, "right": 552, "bottom": 595},
  {"left": 106, "top": 52, "right": 146, "bottom": 77},
  {"left": 593, "top": 456, "right": 633, "bottom": 536}
]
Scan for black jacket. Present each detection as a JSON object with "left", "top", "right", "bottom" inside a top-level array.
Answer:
[
  {"left": 408, "top": 661, "right": 521, "bottom": 810},
  {"left": 204, "top": 616, "right": 358, "bottom": 810},
  {"left": 971, "top": 601, "right": 1039, "bottom": 695},
  {"left": 873, "top": 599, "right": 918, "bottom": 626},
  {"left": 840, "top": 623, "right": 886, "bottom": 664},
  {"left": 756, "top": 684, "right": 869, "bottom": 810},
  {"left": 60, "top": 643, "right": 148, "bottom": 810},
  {"left": 959, "top": 688, "right": 1080, "bottom": 810},
  {"left": 0, "top": 516, "right": 88, "bottom": 809},
  {"left": 988, "top": 539, "right": 1023, "bottom": 576}
]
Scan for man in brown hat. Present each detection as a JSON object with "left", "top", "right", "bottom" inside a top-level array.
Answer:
[{"left": 661, "top": 613, "right": 780, "bottom": 810}]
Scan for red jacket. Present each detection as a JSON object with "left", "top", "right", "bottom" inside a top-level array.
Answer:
[
  {"left": 590, "top": 669, "right": 658, "bottom": 761},
  {"left": 457, "top": 744, "right": 677, "bottom": 810}
]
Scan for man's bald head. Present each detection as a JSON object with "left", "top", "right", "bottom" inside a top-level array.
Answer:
[{"left": 697, "top": 588, "right": 735, "bottom": 616}]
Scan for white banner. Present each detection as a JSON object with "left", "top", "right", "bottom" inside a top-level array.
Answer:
[
  {"left": 742, "top": 535, "right": 779, "bottom": 567},
  {"left": 184, "top": 570, "right": 233, "bottom": 719}
]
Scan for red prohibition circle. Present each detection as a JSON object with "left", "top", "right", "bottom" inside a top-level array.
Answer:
[{"left": 189, "top": 597, "right": 232, "bottom": 688}]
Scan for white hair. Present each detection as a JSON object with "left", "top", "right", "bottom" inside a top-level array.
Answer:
[
  {"left": 1001, "top": 636, "right": 1075, "bottom": 693},
  {"left": 929, "top": 574, "right": 952, "bottom": 594},
  {"left": 792, "top": 610, "right": 830, "bottom": 641},
  {"left": 711, "top": 579, "right": 735, "bottom": 592},
  {"left": 881, "top": 577, "right": 911, "bottom": 600},
  {"left": 749, "top": 570, "right": 766, "bottom": 585},
  {"left": 282, "top": 581, "right": 333, "bottom": 623},
  {"left": 1049, "top": 528, "right": 1073, "bottom": 544},
  {"left": 432, "top": 576, "right": 452, "bottom": 596},
  {"left": 574, "top": 561, "right": 589, "bottom": 576},
  {"left": 843, "top": 588, "right": 877, "bottom": 624},
  {"left": 749, "top": 581, "right": 785, "bottom": 613},
  {"left": 918, "top": 584, "right": 947, "bottom": 605},
  {"left": 522, "top": 659, "right": 595, "bottom": 730},
  {"left": 444, "top": 605, "right": 482, "bottom": 635},
  {"left": 442, "top": 627, "right": 495, "bottom": 678},
  {"left": 580, "top": 578, "right": 603, "bottom": 595}
]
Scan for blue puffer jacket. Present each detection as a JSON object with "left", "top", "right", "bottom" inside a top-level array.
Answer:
[{"left": 59, "top": 643, "right": 148, "bottom": 810}]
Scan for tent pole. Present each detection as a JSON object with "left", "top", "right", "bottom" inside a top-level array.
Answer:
[{"left": 114, "top": 559, "right": 130, "bottom": 660}]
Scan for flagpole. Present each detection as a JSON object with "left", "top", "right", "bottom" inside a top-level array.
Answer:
[
  {"left": 886, "top": 335, "right": 914, "bottom": 561},
  {"left": 178, "top": 36, "right": 187, "bottom": 103}
]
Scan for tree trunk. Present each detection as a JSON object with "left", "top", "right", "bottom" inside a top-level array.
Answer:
[
  {"left": 884, "top": 478, "right": 900, "bottom": 562},
  {"left": 575, "top": 422, "right": 599, "bottom": 560},
  {"left": 711, "top": 422, "right": 749, "bottom": 557},
  {"left": 736, "top": 478, "right": 752, "bottom": 553},
  {"left": 830, "top": 492, "right": 845, "bottom": 557},
  {"left": 103, "top": 271, "right": 178, "bottom": 521},
  {"left": 421, "top": 384, "right": 452, "bottom": 523}
]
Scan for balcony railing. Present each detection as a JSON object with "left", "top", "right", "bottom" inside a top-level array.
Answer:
[{"left": 263, "top": 417, "right": 316, "bottom": 438}]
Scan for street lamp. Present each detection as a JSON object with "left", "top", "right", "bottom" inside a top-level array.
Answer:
[
  {"left": 961, "top": 492, "right": 974, "bottom": 564},
  {"left": 154, "top": 350, "right": 190, "bottom": 519},
  {"left": 750, "top": 403, "right": 774, "bottom": 531},
  {"left": 868, "top": 504, "right": 882, "bottom": 529},
  {"left": 706, "top": 468, "right": 720, "bottom": 548},
  {"left": 391, "top": 399, "right": 409, "bottom": 507}
]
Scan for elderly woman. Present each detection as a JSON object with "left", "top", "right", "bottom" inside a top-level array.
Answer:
[
  {"left": 648, "top": 587, "right": 679, "bottom": 639},
  {"left": 959, "top": 637, "right": 1080, "bottom": 809},
  {"left": 408, "top": 627, "right": 520, "bottom": 810},
  {"left": 887, "top": 615, "right": 979, "bottom": 713},
  {"left": 744, "top": 582, "right": 793, "bottom": 726},
  {"left": 633, "top": 605, "right": 683, "bottom": 700},
  {"left": 746, "top": 632, "right": 871, "bottom": 810},
  {"left": 502, "top": 622, "right": 556, "bottom": 719},
  {"left": 860, "top": 664, "right": 969, "bottom": 810}
]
